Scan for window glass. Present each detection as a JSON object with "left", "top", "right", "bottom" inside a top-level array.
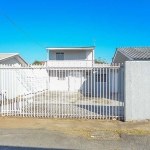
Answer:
[{"left": 56, "top": 53, "right": 64, "bottom": 60}]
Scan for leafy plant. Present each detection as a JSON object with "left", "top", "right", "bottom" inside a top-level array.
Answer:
[
  {"left": 32, "top": 60, "right": 42, "bottom": 65},
  {"left": 94, "top": 57, "right": 106, "bottom": 64}
]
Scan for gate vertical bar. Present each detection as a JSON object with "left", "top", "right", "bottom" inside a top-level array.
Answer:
[
  {"left": 106, "top": 67, "right": 107, "bottom": 119},
  {"left": 102, "top": 67, "right": 105, "bottom": 119},
  {"left": 1, "top": 68, "right": 3, "bottom": 116},
  {"left": 88, "top": 68, "right": 89, "bottom": 119},
  {"left": 96, "top": 67, "right": 98, "bottom": 119},
  {"left": 100, "top": 67, "right": 101, "bottom": 119},
  {"left": 93, "top": 67, "right": 95, "bottom": 119}
]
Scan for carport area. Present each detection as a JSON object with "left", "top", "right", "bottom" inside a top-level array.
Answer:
[{"left": 19, "top": 91, "right": 124, "bottom": 120}]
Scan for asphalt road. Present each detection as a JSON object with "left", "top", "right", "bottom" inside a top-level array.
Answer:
[
  {"left": 0, "top": 117, "right": 150, "bottom": 150},
  {"left": 0, "top": 128, "right": 150, "bottom": 150}
]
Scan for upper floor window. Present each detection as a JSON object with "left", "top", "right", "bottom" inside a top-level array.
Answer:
[{"left": 56, "top": 53, "right": 64, "bottom": 60}]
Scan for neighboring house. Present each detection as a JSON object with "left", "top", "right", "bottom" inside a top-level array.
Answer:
[
  {"left": 46, "top": 46, "right": 95, "bottom": 67},
  {"left": 0, "top": 53, "right": 28, "bottom": 65},
  {"left": 112, "top": 47, "right": 150, "bottom": 64},
  {"left": 0, "top": 53, "right": 47, "bottom": 100}
]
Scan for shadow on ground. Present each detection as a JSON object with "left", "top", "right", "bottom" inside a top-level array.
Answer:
[{"left": 76, "top": 104, "right": 124, "bottom": 117}]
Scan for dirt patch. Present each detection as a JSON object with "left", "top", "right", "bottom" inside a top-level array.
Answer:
[{"left": 0, "top": 117, "right": 150, "bottom": 139}]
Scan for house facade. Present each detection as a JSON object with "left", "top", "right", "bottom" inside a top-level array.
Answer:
[
  {"left": 45, "top": 46, "right": 118, "bottom": 96},
  {"left": 45, "top": 47, "right": 95, "bottom": 91},
  {"left": 46, "top": 47, "right": 95, "bottom": 67}
]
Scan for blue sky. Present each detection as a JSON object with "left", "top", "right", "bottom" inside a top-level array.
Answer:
[{"left": 0, "top": 0, "right": 150, "bottom": 63}]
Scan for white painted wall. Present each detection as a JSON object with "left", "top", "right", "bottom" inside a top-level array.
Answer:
[
  {"left": 47, "top": 60, "right": 93, "bottom": 67},
  {"left": 0, "top": 67, "right": 48, "bottom": 100},
  {"left": 86, "top": 50, "right": 93, "bottom": 60},
  {"left": 48, "top": 69, "right": 120, "bottom": 97},
  {"left": 49, "top": 50, "right": 93, "bottom": 60},
  {"left": 124, "top": 61, "right": 150, "bottom": 121},
  {"left": 49, "top": 71, "right": 85, "bottom": 91},
  {"left": 0, "top": 57, "right": 20, "bottom": 65},
  {"left": 0, "top": 69, "right": 28, "bottom": 100},
  {"left": 49, "top": 71, "right": 69, "bottom": 91}
]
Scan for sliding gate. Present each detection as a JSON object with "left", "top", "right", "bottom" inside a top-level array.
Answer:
[{"left": 0, "top": 64, "right": 124, "bottom": 120}]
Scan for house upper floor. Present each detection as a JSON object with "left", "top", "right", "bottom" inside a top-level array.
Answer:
[{"left": 46, "top": 46, "right": 95, "bottom": 67}]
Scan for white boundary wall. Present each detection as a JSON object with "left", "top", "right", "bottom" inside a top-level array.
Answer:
[
  {"left": 124, "top": 61, "right": 150, "bottom": 121},
  {"left": 0, "top": 65, "right": 48, "bottom": 100}
]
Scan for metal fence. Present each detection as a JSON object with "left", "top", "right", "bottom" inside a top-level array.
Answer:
[{"left": 0, "top": 64, "right": 124, "bottom": 120}]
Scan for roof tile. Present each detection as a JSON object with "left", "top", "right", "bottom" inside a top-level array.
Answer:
[
  {"left": 117, "top": 47, "right": 150, "bottom": 60},
  {"left": 0, "top": 53, "right": 18, "bottom": 61}
]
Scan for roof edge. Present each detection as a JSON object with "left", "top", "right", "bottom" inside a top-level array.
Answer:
[
  {"left": 0, "top": 53, "right": 19, "bottom": 62},
  {"left": 16, "top": 54, "right": 28, "bottom": 65},
  {"left": 116, "top": 46, "right": 150, "bottom": 49},
  {"left": 112, "top": 48, "right": 134, "bottom": 63},
  {"left": 0, "top": 53, "right": 19, "bottom": 61},
  {"left": 46, "top": 46, "right": 95, "bottom": 50},
  {"left": 0, "top": 53, "right": 28, "bottom": 65},
  {"left": 117, "top": 48, "right": 134, "bottom": 60}
]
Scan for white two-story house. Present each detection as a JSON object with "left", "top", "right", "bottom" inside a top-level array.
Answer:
[
  {"left": 46, "top": 46, "right": 95, "bottom": 67},
  {"left": 45, "top": 46, "right": 95, "bottom": 91}
]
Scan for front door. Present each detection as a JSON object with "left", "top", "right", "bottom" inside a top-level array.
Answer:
[{"left": 69, "top": 71, "right": 81, "bottom": 91}]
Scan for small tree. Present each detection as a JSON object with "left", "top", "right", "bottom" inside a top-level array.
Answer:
[
  {"left": 32, "top": 60, "right": 41, "bottom": 65},
  {"left": 94, "top": 57, "right": 106, "bottom": 64}
]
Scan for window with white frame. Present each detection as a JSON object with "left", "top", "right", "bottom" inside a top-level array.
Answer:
[{"left": 56, "top": 53, "right": 64, "bottom": 60}]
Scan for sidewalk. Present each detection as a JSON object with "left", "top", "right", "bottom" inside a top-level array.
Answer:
[{"left": 0, "top": 117, "right": 150, "bottom": 136}]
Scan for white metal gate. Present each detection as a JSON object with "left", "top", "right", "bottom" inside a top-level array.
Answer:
[{"left": 0, "top": 64, "right": 124, "bottom": 120}]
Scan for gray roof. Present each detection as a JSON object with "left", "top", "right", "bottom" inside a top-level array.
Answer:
[
  {"left": 117, "top": 47, "right": 150, "bottom": 60},
  {"left": 0, "top": 53, "right": 28, "bottom": 64},
  {"left": 0, "top": 53, "right": 18, "bottom": 61}
]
